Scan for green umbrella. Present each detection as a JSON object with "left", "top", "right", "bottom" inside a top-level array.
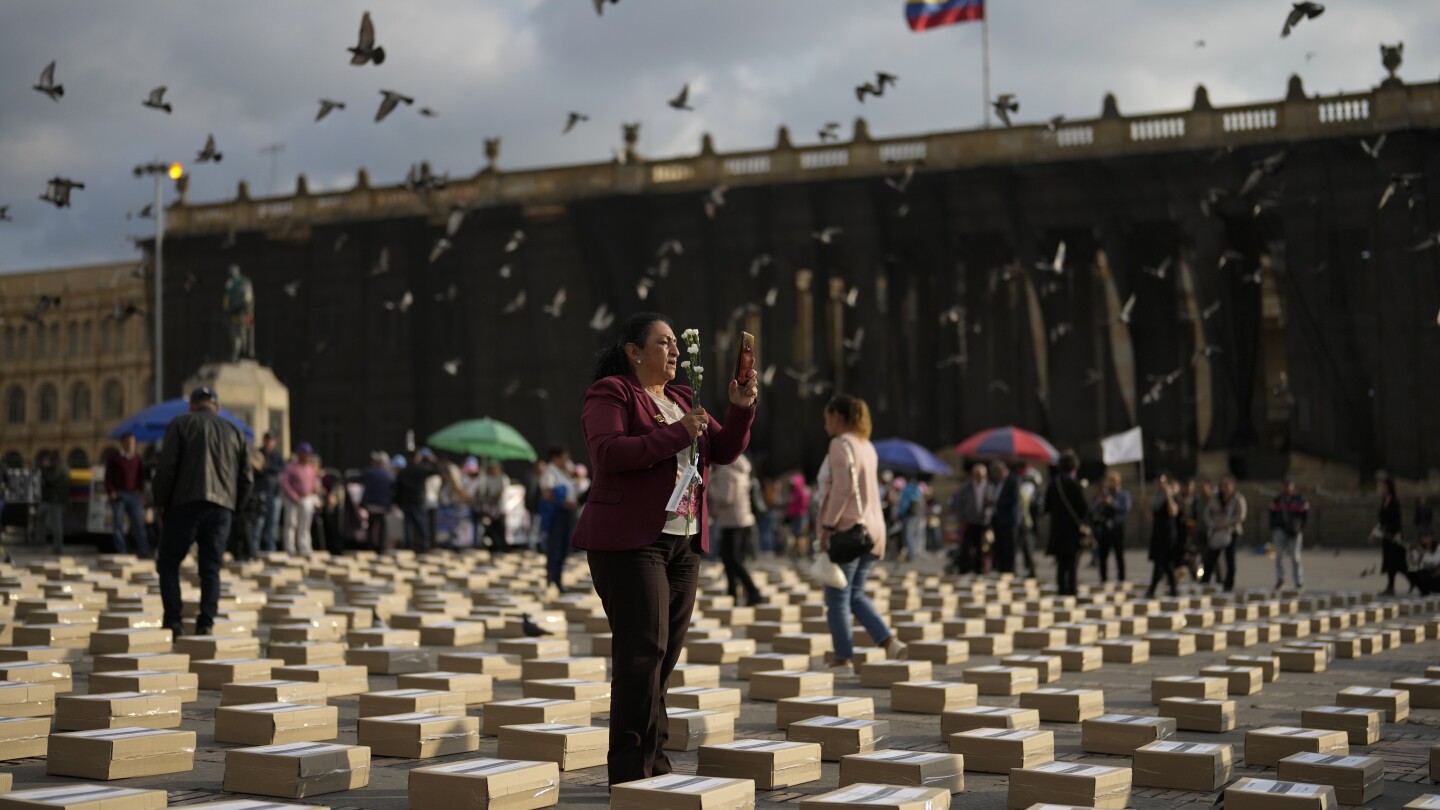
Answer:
[{"left": 427, "top": 417, "right": 538, "bottom": 462}]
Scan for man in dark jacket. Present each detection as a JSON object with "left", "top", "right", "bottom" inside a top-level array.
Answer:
[
  {"left": 152, "top": 387, "right": 253, "bottom": 637},
  {"left": 1044, "top": 451, "right": 1088, "bottom": 596},
  {"left": 1269, "top": 476, "right": 1309, "bottom": 590},
  {"left": 105, "top": 433, "right": 150, "bottom": 556},
  {"left": 37, "top": 452, "right": 70, "bottom": 550},
  {"left": 990, "top": 461, "right": 1022, "bottom": 575},
  {"left": 251, "top": 432, "right": 285, "bottom": 554},
  {"left": 394, "top": 448, "right": 439, "bottom": 553}
]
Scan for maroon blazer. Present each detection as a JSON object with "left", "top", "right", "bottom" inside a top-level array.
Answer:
[{"left": 572, "top": 373, "right": 755, "bottom": 553}]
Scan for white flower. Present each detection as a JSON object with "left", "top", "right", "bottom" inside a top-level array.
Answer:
[
  {"left": 694, "top": 366, "right": 704, "bottom": 373},
  {"left": 688, "top": 344, "right": 700, "bottom": 355},
  {"left": 681, "top": 360, "right": 691, "bottom": 368}
]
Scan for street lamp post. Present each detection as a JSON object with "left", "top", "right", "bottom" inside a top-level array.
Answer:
[{"left": 134, "top": 161, "right": 183, "bottom": 407}]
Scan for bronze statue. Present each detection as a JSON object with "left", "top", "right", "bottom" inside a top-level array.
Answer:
[{"left": 223, "top": 264, "right": 255, "bottom": 361}]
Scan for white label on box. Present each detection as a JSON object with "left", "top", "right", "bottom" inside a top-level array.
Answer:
[
  {"left": 667, "top": 709, "right": 717, "bottom": 719},
  {"left": 498, "top": 698, "right": 567, "bottom": 707},
  {"left": 964, "top": 729, "right": 1035, "bottom": 740},
  {"left": 1263, "top": 727, "right": 1321, "bottom": 737},
  {"left": 797, "top": 717, "right": 873, "bottom": 729},
  {"left": 429, "top": 758, "right": 538, "bottom": 776},
  {"left": 249, "top": 742, "right": 349, "bottom": 755},
  {"left": 965, "top": 707, "right": 1019, "bottom": 715},
  {"left": 1287, "top": 753, "right": 1369, "bottom": 767},
  {"left": 633, "top": 775, "right": 739, "bottom": 793},
  {"left": 372, "top": 712, "right": 446, "bottom": 723},
  {"left": 857, "top": 750, "right": 946, "bottom": 763},
  {"left": 62, "top": 727, "right": 171, "bottom": 739},
  {"left": 233, "top": 702, "right": 311, "bottom": 713},
  {"left": 823, "top": 785, "right": 931, "bottom": 804},
  {"left": 12, "top": 786, "right": 151, "bottom": 803},
  {"left": 1032, "top": 762, "right": 1116, "bottom": 777},
  {"left": 1406, "top": 796, "right": 1440, "bottom": 809},
  {"left": 516, "top": 724, "right": 591, "bottom": 733},
  {"left": 1146, "top": 742, "right": 1219, "bottom": 753},
  {"left": 714, "top": 740, "right": 799, "bottom": 752},
  {"left": 1240, "top": 779, "right": 1323, "bottom": 795},
  {"left": 75, "top": 691, "right": 147, "bottom": 700}
]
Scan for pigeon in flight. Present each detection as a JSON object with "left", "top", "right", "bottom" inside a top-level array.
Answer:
[
  {"left": 589, "top": 304, "right": 615, "bottom": 331},
  {"left": 1118, "top": 293, "right": 1137, "bottom": 325},
  {"left": 110, "top": 300, "right": 141, "bottom": 322},
  {"left": 1411, "top": 230, "right": 1440, "bottom": 252},
  {"left": 1360, "top": 134, "right": 1387, "bottom": 159},
  {"left": 435, "top": 283, "right": 458, "bottom": 303},
  {"left": 282, "top": 280, "right": 302, "bottom": 297},
  {"left": 992, "top": 94, "right": 1019, "bottom": 127},
  {"left": 563, "top": 112, "right": 589, "bottom": 134},
  {"left": 196, "top": 134, "right": 223, "bottom": 163},
  {"left": 39, "top": 177, "right": 84, "bottom": 208},
  {"left": 1239, "top": 150, "right": 1287, "bottom": 196},
  {"left": 812, "top": 227, "right": 843, "bottom": 245},
  {"left": 375, "top": 90, "right": 414, "bottom": 122},
  {"left": 1202, "top": 300, "right": 1221, "bottom": 320},
  {"left": 502, "top": 290, "right": 527, "bottom": 315},
  {"left": 428, "top": 238, "right": 451, "bottom": 263},
  {"left": 1046, "top": 241, "right": 1067, "bottom": 274},
  {"left": 316, "top": 99, "right": 346, "bottom": 122},
  {"left": 703, "top": 185, "right": 727, "bottom": 219},
  {"left": 749, "top": 254, "right": 773, "bottom": 277},
  {"left": 505, "top": 230, "right": 526, "bottom": 252},
  {"left": 1143, "top": 257, "right": 1172, "bottom": 279},
  {"left": 370, "top": 247, "right": 391, "bottom": 276},
  {"left": 593, "top": 0, "right": 619, "bottom": 15},
  {"left": 383, "top": 291, "right": 414, "bottom": 312},
  {"left": 33, "top": 61, "right": 62, "bottom": 101},
  {"left": 668, "top": 83, "right": 694, "bottom": 111},
  {"left": 542, "top": 288, "right": 567, "bottom": 318},
  {"left": 885, "top": 164, "right": 915, "bottom": 193},
  {"left": 855, "top": 81, "right": 880, "bottom": 103},
  {"left": 1378, "top": 173, "right": 1424, "bottom": 210},
  {"left": 1281, "top": 2, "right": 1324, "bottom": 37},
  {"left": 656, "top": 238, "right": 683, "bottom": 258},
  {"left": 142, "top": 86, "right": 172, "bottom": 113},
  {"left": 348, "top": 11, "right": 386, "bottom": 65},
  {"left": 0, "top": 207, "right": 11, "bottom": 222},
  {"left": 818, "top": 122, "right": 841, "bottom": 142},
  {"left": 764, "top": 287, "right": 779, "bottom": 307},
  {"left": 442, "top": 358, "right": 462, "bottom": 376},
  {"left": 445, "top": 205, "right": 466, "bottom": 238},
  {"left": 635, "top": 278, "right": 654, "bottom": 301},
  {"left": 26, "top": 295, "right": 61, "bottom": 324},
  {"left": 875, "top": 71, "right": 899, "bottom": 92},
  {"left": 419, "top": 107, "right": 438, "bottom": 118}
]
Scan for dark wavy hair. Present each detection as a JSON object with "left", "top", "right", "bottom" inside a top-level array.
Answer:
[{"left": 592, "top": 312, "right": 673, "bottom": 381}]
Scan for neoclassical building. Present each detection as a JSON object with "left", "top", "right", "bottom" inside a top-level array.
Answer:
[{"left": 0, "top": 260, "right": 153, "bottom": 470}]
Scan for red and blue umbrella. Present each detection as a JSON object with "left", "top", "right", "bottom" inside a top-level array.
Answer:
[
  {"left": 955, "top": 426, "right": 1059, "bottom": 465},
  {"left": 109, "top": 398, "right": 254, "bottom": 443},
  {"left": 872, "top": 438, "right": 952, "bottom": 475}
]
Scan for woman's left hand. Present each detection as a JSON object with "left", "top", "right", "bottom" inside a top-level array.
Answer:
[
  {"left": 816, "top": 528, "right": 830, "bottom": 552},
  {"left": 729, "top": 369, "right": 759, "bottom": 408}
]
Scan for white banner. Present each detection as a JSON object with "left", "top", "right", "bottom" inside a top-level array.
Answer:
[{"left": 1101, "top": 427, "right": 1145, "bottom": 466}]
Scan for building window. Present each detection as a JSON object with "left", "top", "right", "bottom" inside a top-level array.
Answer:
[
  {"left": 4, "top": 385, "right": 24, "bottom": 424},
  {"left": 82, "top": 320, "right": 92, "bottom": 354},
  {"left": 36, "top": 384, "right": 58, "bottom": 423},
  {"left": 114, "top": 319, "right": 126, "bottom": 353},
  {"left": 34, "top": 326, "right": 45, "bottom": 358},
  {"left": 48, "top": 323, "right": 60, "bottom": 357},
  {"left": 67, "top": 322, "right": 79, "bottom": 356},
  {"left": 66, "top": 448, "right": 90, "bottom": 470},
  {"left": 70, "top": 382, "right": 91, "bottom": 421},
  {"left": 3, "top": 326, "right": 12, "bottom": 360},
  {"left": 100, "top": 320, "right": 112, "bottom": 354},
  {"left": 101, "top": 379, "right": 125, "bottom": 420},
  {"left": 16, "top": 326, "right": 27, "bottom": 359}
]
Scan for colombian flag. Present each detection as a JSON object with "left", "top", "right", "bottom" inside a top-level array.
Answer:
[{"left": 906, "top": 0, "right": 984, "bottom": 31}]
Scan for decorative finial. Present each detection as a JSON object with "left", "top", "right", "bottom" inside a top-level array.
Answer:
[
  {"left": 853, "top": 117, "right": 871, "bottom": 142},
  {"left": 1101, "top": 93, "right": 1120, "bottom": 119},
  {"left": 1192, "top": 84, "right": 1213, "bottom": 112},
  {"left": 1381, "top": 42, "right": 1404, "bottom": 87},
  {"left": 776, "top": 125, "right": 793, "bottom": 149},
  {"left": 1285, "top": 74, "right": 1306, "bottom": 102}
]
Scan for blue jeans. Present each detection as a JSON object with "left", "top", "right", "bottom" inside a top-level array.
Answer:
[
  {"left": 757, "top": 511, "right": 777, "bottom": 554},
  {"left": 903, "top": 515, "right": 925, "bottom": 559},
  {"left": 824, "top": 553, "right": 893, "bottom": 661},
  {"left": 546, "top": 508, "right": 575, "bottom": 588},
  {"left": 158, "top": 502, "right": 232, "bottom": 633},
  {"left": 111, "top": 492, "right": 149, "bottom": 555},
  {"left": 255, "top": 491, "right": 281, "bottom": 553},
  {"left": 38, "top": 503, "right": 65, "bottom": 549}
]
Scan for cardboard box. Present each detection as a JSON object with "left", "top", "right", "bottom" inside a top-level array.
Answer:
[
  {"left": 1404, "top": 795, "right": 1440, "bottom": 810},
  {"left": 1224, "top": 778, "right": 1336, "bottom": 810},
  {"left": 941, "top": 706, "right": 1039, "bottom": 734},
  {"left": 1080, "top": 714, "right": 1176, "bottom": 756},
  {"left": 408, "top": 757, "right": 560, "bottom": 810},
  {"left": 345, "top": 646, "right": 434, "bottom": 674},
  {"left": 46, "top": 727, "right": 195, "bottom": 779},
  {"left": 737, "top": 653, "right": 811, "bottom": 679},
  {"left": 947, "top": 728, "right": 1053, "bottom": 774},
  {"left": 686, "top": 639, "right": 757, "bottom": 664},
  {"left": 88, "top": 629, "right": 171, "bottom": 656},
  {"left": 1223, "top": 625, "right": 1261, "bottom": 647},
  {"left": 999, "top": 655, "right": 1062, "bottom": 684},
  {"left": 788, "top": 716, "right": 890, "bottom": 760},
  {"left": 437, "top": 651, "right": 523, "bottom": 680},
  {"left": 669, "top": 687, "right": 742, "bottom": 718},
  {"left": 358, "top": 688, "right": 466, "bottom": 719},
  {"left": 697, "top": 739, "right": 822, "bottom": 789},
  {"left": 958, "top": 634, "right": 1012, "bottom": 656},
  {"left": 213, "top": 702, "right": 339, "bottom": 745},
  {"left": 963, "top": 666, "right": 1038, "bottom": 696},
  {"left": 1198, "top": 665, "right": 1263, "bottom": 696},
  {"left": 357, "top": 712, "right": 479, "bottom": 758},
  {"left": 0, "top": 785, "right": 166, "bottom": 810},
  {"left": 1300, "top": 706, "right": 1382, "bottom": 745},
  {"left": 173, "top": 635, "right": 260, "bottom": 660},
  {"left": 92, "top": 652, "right": 189, "bottom": 674},
  {"left": 1229, "top": 653, "right": 1280, "bottom": 681},
  {"left": 270, "top": 664, "right": 368, "bottom": 698},
  {"left": 859, "top": 660, "right": 932, "bottom": 689},
  {"left": 222, "top": 742, "right": 370, "bottom": 798},
  {"left": 191, "top": 658, "right": 281, "bottom": 690},
  {"left": 1007, "top": 761, "right": 1131, "bottom": 810},
  {"left": 1014, "top": 629, "right": 1067, "bottom": 649},
  {"left": 397, "top": 671, "right": 493, "bottom": 705},
  {"left": 1278, "top": 752, "right": 1384, "bottom": 806},
  {"left": 1337, "top": 686, "right": 1409, "bottom": 722},
  {"left": 668, "top": 664, "right": 722, "bottom": 689},
  {"left": 1098, "top": 640, "right": 1149, "bottom": 664},
  {"left": 800, "top": 784, "right": 952, "bottom": 810},
  {"left": 0, "top": 662, "right": 71, "bottom": 693},
  {"left": 0, "top": 681, "right": 55, "bottom": 717},
  {"left": 776, "top": 695, "right": 873, "bottom": 729},
  {"left": 906, "top": 641, "right": 969, "bottom": 665},
  {"left": 890, "top": 681, "right": 977, "bottom": 714},
  {"left": 0, "top": 716, "right": 49, "bottom": 759},
  {"left": 166, "top": 802, "right": 316, "bottom": 810},
  {"left": 0, "top": 647, "right": 70, "bottom": 663},
  {"left": 86, "top": 670, "right": 197, "bottom": 703},
  {"left": 55, "top": 692, "right": 180, "bottom": 731},
  {"left": 1145, "top": 633, "right": 1196, "bottom": 657},
  {"left": 1040, "top": 646, "right": 1102, "bottom": 673},
  {"left": 482, "top": 698, "right": 591, "bottom": 736},
  {"left": 839, "top": 750, "right": 964, "bottom": 793},
  {"left": 610, "top": 774, "right": 755, "bottom": 810},
  {"left": 1133, "top": 740, "right": 1233, "bottom": 791},
  {"left": 268, "top": 642, "right": 347, "bottom": 667},
  {"left": 664, "top": 709, "right": 734, "bottom": 751},
  {"left": 1244, "top": 727, "right": 1349, "bottom": 766},
  {"left": 1150, "top": 676, "right": 1227, "bottom": 704},
  {"left": 520, "top": 657, "right": 606, "bottom": 682},
  {"left": 1277, "top": 647, "right": 1327, "bottom": 673},
  {"left": 1156, "top": 697, "right": 1236, "bottom": 732},
  {"left": 496, "top": 723, "right": 607, "bottom": 771},
  {"left": 221, "top": 679, "right": 328, "bottom": 706},
  {"left": 1393, "top": 678, "right": 1440, "bottom": 708},
  {"left": 751, "top": 671, "right": 834, "bottom": 702},
  {"left": 521, "top": 679, "right": 610, "bottom": 714},
  {"left": 418, "top": 621, "right": 487, "bottom": 647},
  {"left": 1020, "top": 689, "right": 1105, "bottom": 723}
]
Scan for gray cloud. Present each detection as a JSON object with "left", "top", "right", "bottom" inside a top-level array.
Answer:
[{"left": 1, "top": 0, "right": 1437, "bottom": 272}]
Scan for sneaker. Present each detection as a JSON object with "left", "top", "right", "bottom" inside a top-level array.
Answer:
[
  {"left": 828, "top": 662, "right": 857, "bottom": 680},
  {"left": 886, "top": 638, "right": 909, "bottom": 661}
]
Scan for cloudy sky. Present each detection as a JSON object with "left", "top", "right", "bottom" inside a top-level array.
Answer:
[{"left": 1, "top": 0, "right": 1437, "bottom": 274}]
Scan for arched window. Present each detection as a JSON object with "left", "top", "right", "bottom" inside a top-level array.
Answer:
[
  {"left": 101, "top": 379, "right": 125, "bottom": 420},
  {"left": 66, "top": 448, "right": 90, "bottom": 470},
  {"left": 100, "top": 320, "right": 112, "bottom": 354},
  {"left": 3, "top": 326, "right": 13, "bottom": 360},
  {"left": 16, "top": 325, "right": 27, "bottom": 359},
  {"left": 69, "top": 382, "right": 91, "bottom": 421},
  {"left": 4, "top": 385, "right": 25, "bottom": 424},
  {"left": 48, "top": 323, "right": 60, "bottom": 357},
  {"left": 36, "top": 383, "right": 58, "bottom": 423},
  {"left": 67, "top": 322, "right": 79, "bottom": 356},
  {"left": 34, "top": 326, "right": 45, "bottom": 358},
  {"left": 82, "top": 320, "right": 92, "bottom": 354},
  {"left": 114, "top": 320, "right": 126, "bottom": 353}
]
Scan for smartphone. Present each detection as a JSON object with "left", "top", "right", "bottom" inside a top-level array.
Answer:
[{"left": 733, "top": 331, "right": 756, "bottom": 384}]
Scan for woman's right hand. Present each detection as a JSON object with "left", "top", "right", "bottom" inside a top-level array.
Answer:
[{"left": 680, "top": 407, "right": 707, "bottom": 440}]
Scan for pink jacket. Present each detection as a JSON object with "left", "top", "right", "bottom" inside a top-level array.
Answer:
[{"left": 280, "top": 460, "right": 317, "bottom": 503}]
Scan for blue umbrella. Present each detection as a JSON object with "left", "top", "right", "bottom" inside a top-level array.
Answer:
[
  {"left": 109, "top": 398, "right": 255, "bottom": 443},
  {"left": 872, "top": 438, "right": 952, "bottom": 475}
]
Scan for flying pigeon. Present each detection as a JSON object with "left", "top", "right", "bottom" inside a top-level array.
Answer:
[
  {"left": 196, "top": 134, "right": 222, "bottom": 163},
  {"left": 589, "top": 304, "right": 615, "bottom": 331},
  {"left": 33, "top": 61, "right": 62, "bottom": 101},
  {"left": 442, "top": 358, "right": 462, "bottom": 376},
  {"left": 563, "top": 112, "right": 589, "bottom": 134},
  {"left": 316, "top": 99, "right": 346, "bottom": 122},
  {"left": 668, "top": 83, "right": 694, "bottom": 111},
  {"left": 992, "top": 94, "right": 1019, "bottom": 127},
  {"left": 142, "top": 86, "right": 172, "bottom": 113},
  {"left": 542, "top": 287, "right": 567, "bottom": 318},
  {"left": 593, "top": 0, "right": 619, "bottom": 15},
  {"left": 348, "top": 11, "right": 386, "bottom": 65},
  {"left": 375, "top": 89, "right": 414, "bottom": 122},
  {"left": 383, "top": 291, "right": 414, "bottom": 312},
  {"left": 1281, "top": 2, "right": 1324, "bottom": 37},
  {"left": 39, "top": 177, "right": 84, "bottom": 208}
]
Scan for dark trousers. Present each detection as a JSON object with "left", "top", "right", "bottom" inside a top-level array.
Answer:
[
  {"left": 1201, "top": 538, "right": 1237, "bottom": 591},
  {"left": 402, "top": 504, "right": 430, "bottom": 553},
  {"left": 111, "top": 492, "right": 149, "bottom": 555},
  {"left": 1405, "top": 569, "right": 1440, "bottom": 596},
  {"left": 1096, "top": 529, "right": 1125, "bottom": 582},
  {"left": 958, "top": 525, "right": 987, "bottom": 574},
  {"left": 719, "top": 526, "right": 761, "bottom": 604},
  {"left": 991, "top": 525, "right": 1016, "bottom": 574},
  {"left": 364, "top": 504, "right": 388, "bottom": 550},
  {"left": 1054, "top": 550, "right": 1078, "bottom": 595},
  {"left": 545, "top": 509, "right": 574, "bottom": 588},
  {"left": 588, "top": 533, "right": 699, "bottom": 786},
  {"left": 1147, "top": 557, "right": 1178, "bottom": 597},
  {"left": 1018, "top": 528, "right": 1038, "bottom": 576},
  {"left": 158, "top": 502, "right": 232, "bottom": 634}
]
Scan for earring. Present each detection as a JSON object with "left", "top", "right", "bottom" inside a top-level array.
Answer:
[{"left": 637, "top": 358, "right": 642, "bottom": 364}]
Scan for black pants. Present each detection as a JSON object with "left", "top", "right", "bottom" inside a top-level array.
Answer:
[
  {"left": 719, "top": 527, "right": 761, "bottom": 604},
  {"left": 1406, "top": 569, "right": 1440, "bottom": 595},
  {"left": 545, "top": 509, "right": 574, "bottom": 588},
  {"left": 364, "top": 505, "right": 388, "bottom": 551},
  {"left": 958, "top": 525, "right": 987, "bottom": 574},
  {"left": 158, "top": 502, "right": 232, "bottom": 634},
  {"left": 1201, "top": 539, "right": 1237, "bottom": 591},
  {"left": 588, "top": 533, "right": 700, "bottom": 786},
  {"left": 1097, "top": 528, "right": 1125, "bottom": 582},
  {"left": 1054, "top": 550, "right": 1078, "bottom": 595},
  {"left": 402, "top": 504, "right": 429, "bottom": 552},
  {"left": 991, "top": 525, "right": 1016, "bottom": 574},
  {"left": 1147, "top": 557, "right": 1178, "bottom": 597}
]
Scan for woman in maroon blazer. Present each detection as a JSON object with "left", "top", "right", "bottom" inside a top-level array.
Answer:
[{"left": 573, "top": 312, "right": 758, "bottom": 785}]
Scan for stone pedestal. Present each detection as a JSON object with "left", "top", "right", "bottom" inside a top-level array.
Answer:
[{"left": 183, "top": 360, "right": 290, "bottom": 454}]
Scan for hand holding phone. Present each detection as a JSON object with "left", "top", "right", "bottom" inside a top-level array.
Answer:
[{"left": 733, "top": 331, "right": 755, "bottom": 384}]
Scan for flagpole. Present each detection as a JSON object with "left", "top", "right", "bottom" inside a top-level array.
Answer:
[{"left": 981, "top": 6, "right": 992, "bottom": 128}]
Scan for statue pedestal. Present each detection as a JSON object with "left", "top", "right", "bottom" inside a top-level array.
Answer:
[{"left": 184, "top": 360, "right": 291, "bottom": 453}]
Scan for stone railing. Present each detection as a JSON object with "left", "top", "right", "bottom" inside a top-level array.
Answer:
[{"left": 164, "top": 78, "right": 1440, "bottom": 236}]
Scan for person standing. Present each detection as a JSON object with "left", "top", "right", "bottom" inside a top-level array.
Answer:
[
  {"left": 279, "top": 442, "right": 318, "bottom": 556},
  {"left": 473, "top": 460, "right": 511, "bottom": 552},
  {"left": 37, "top": 452, "right": 70, "bottom": 551},
  {"left": 358, "top": 452, "right": 395, "bottom": 551},
  {"left": 1373, "top": 478, "right": 1406, "bottom": 596},
  {"left": 952, "top": 463, "right": 994, "bottom": 574},
  {"left": 573, "top": 312, "right": 757, "bottom": 786},
  {"left": 1202, "top": 476, "right": 1247, "bottom": 592},
  {"left": 540, "top": 446, "right": 578, "bottom": 592},
  {"left": 1090, "top": 472, "right": 1132, "bottom": 584},
  {"left": 1269, "top": 477, "right": 1309, "bottom": 590},
  {"left": 105, "top": 433, "right": 150, "bottom": 556},
  {"left": 1017, "top": 466, "right": 1042, "bottom": 578},
  {"left": 783, "top": 472, "right": 811, "bottom": 555},
  {"left": 991, "top": 461, "right": 1022, "bottom": 575},
  {"left": 816, "top": 394, "right": 907, "bottom": 677},
  {"left": 152, "top": 387, "right": 252, "bottom": 637},
  {"left": 710, "top": 453, "right": 763, "bottom": 606},
  {"left": 250, "top": 432, "right": 285, "bottom": 554},
  {"left": 1044, "top": 451, "right": 1087, "bottom": 596},
  {"left": 1145, "top": 473, "right": 1181, "bottom": 598},
  {"left": 395, "top": 449, "right": 439, "bottom": 553},
  {"left": 897, "top": 476, "right": 926, "bottom": 562},
  {"left": 1415, "top": 496, "right": 1434, "bottom": 539}
]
